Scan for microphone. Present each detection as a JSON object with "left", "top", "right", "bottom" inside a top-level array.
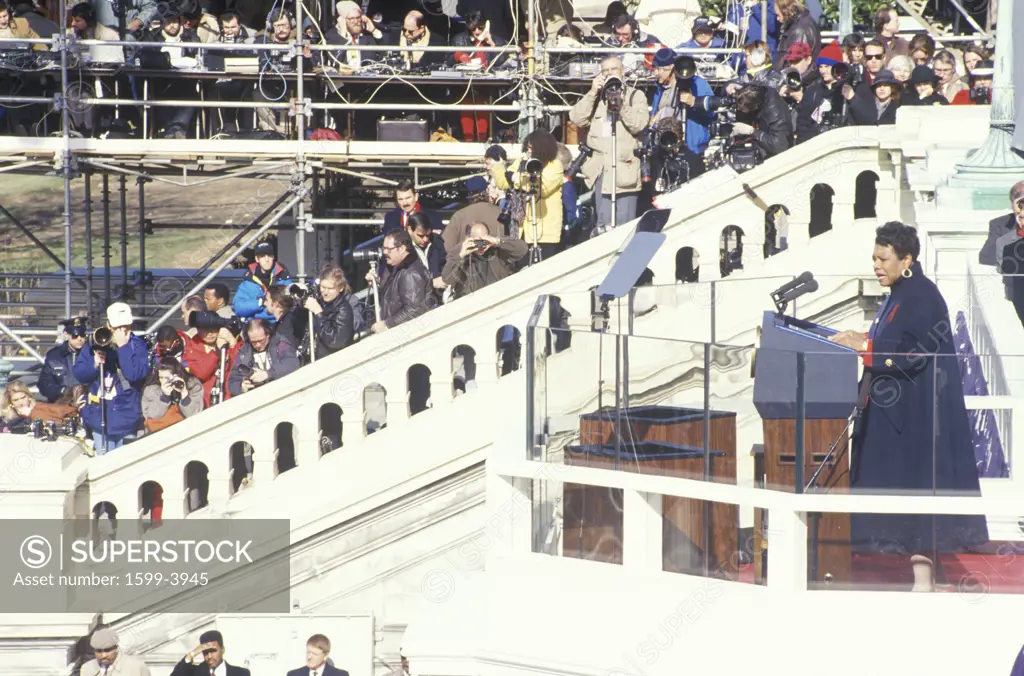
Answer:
[
  {"left": 779, "top": 278, "right": 818, "bottom": 305},
  {"left": 770, "top": 271, "right": 814, "bottom": 300}
]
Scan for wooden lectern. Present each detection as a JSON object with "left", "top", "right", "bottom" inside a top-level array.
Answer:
[
  {"left": 564, "top": 407, "right": 738, "bottom": 579},
  {"left": 752, "top": 311, "right": 860, "bottom": 588}
]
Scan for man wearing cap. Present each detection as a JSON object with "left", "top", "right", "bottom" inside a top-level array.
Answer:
[
  {"left": 81, "top": 628, "right": 150, "bottom": 676},
  {"left": 648, "top": 50, "right": 713, "bottom": 165},
  {"left": 38, "top": 316, "right": 87, "bottom": 403},
  {"left": 676, "top": 16, "right": 732, "bottom": 71},
  {"left": 73, "top": 303, "right": 151, "bottom": 453},
  {"left": 233, "top": 241, "right": 292, "bottom": 323},
  {"left": 787, "top": 40, "right": 840, "bottom": 143},
  {"left": 443, "top": 176, "right": 504, "bottom": 255}
]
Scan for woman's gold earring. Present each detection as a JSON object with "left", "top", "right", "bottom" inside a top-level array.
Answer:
[{"left": 902, "top": 267, "right": 913, "bottom": 279}]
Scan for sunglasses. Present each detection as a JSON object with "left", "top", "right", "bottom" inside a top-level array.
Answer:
[{"left": 866, "top": 54, "right": 885, "bottom": 61}]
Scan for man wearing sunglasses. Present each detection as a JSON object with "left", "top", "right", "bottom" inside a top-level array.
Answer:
[
  {"left": 38, "top": 316, "right": 88, "bottom": 403},
  {"left": 843, "top": 38, "right": 887, "bottom": 100},
  {"left": 393, "top": 10, "right": 446, "bottom": 69}
]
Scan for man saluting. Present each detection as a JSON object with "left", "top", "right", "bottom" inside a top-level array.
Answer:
[{"left": 171, "top": 630, "right": 250, "bottom": 676}]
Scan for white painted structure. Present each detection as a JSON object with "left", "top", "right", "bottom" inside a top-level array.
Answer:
[{"left": 1, "top": 105, "right": 1022, "bottom": 675}]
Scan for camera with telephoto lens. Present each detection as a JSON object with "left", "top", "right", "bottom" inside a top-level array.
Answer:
[
  {"left": 637, "top": 128, "right": 683, "bottom": 184},
  {"left": 352, "top": 248, "right": 383, "bottom": 263},
  {"left": 289, "top": 281, "right": 321, "bottom": 304},
  {"left": 565, "top": 141, "right": 593, "bottom": 180},
  {"left": 601, "top": 75, "right": 623, "bottom": 111},
  {"left": 725, "top": 135, "right": 764, "bottom": 173},
  {"left": 782, "top": 67, "right": 803, "bottom": 93},
  {"left": 521, "top": 157, "right": 544, "bottom": 193},
  {"left": 168, "top": 377, "right": 186, "bottom": 404},
  {"left": 831, "top": 62, "right": 863, "bottom": 90},
  {"left": 235, "top": 363, "right": 254, "bottom": 381},
  {"left": 188, "top": 310, "right": 243, "bottom": 336},
  {"left": 92, "top": 326, "right": 114, "bottom": 348},
  {"left": 30, "top": 416, "right": 82, "bottom": 442}
]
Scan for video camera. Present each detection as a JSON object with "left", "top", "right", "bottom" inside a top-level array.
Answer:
[
  {"left": 188, "top": 310, "right": 244, "bottom": 336},
  {"left": 637, "top": 128, "right": 684, "bottom": 184},
  {"left": 782, "top": 67, "right": 803, "bottom": 93},
  {"left": 30, "top": 416, "right": 82, "bottom": 442},
  {"left": 565, "top": 141, "right": 593, "bottom": 180},
  {"left": 970, "top": 87, "right": 992, "bottom": 105}
]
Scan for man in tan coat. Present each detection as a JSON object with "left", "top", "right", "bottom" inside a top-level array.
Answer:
[
  {"left": 568, "top": 56, "right": 649, "bottom": 233},
  {"left": 81, "top": 628, "right": 151, "bottom": 676}
]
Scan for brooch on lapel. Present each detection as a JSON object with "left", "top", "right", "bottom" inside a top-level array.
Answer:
[{"left": 887, "top": 304, "right": 900, "bottom": 324}]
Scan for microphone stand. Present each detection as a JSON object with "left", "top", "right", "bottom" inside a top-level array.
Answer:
[
  {"left": 98, "top": 360, "right": 108, "bottom": 456},
  {"left": 804, "top": 414, "right": 856, "bottom": 583}
]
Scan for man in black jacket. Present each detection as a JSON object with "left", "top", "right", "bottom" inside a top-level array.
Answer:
[
  {"left": 389, "top": 10, "right": 447, "bottom": 70},
  {"left": 143, "top": 13, "right": 201, "bottom": 138},
  {"left": 367, "top": 230, "right": 434, "bottom": 333},
  {"left": 382, "top": 179, "right": 442, "bottom": 236},
  {"left": 170, "top": 630, "right": 250, "bottom": 676},
  {"left": 38, "top": 317, "right": 87, "bottom": 403},
  {"left": 733, "top": 83, "right": 792, "bottom": 160},
  {"left": 301, "top": 264, "right": 355, "bottom": 360},
  {"left": 980, "top": 181, "right": 1024, "bottom": 318}
]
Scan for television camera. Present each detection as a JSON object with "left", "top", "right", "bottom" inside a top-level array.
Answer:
[
  {"left": 700, "top": 94, "right": 765, "bottom": 175},
  {"left": 188, "top": 310, "right": 244, "bottom": 336},
  {"left": 352, "top": 248, "right": 383, "bottom": 264},
  {"left": 636, "top": 127, "right": 689, "bottom": 192},
  {"left": 288, "top": 280, "right": 322, "bottom": 305}
]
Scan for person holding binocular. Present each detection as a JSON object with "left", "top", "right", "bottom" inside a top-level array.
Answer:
[
  {"left": 488, "top": 128, "right": 564, "bottom": 262},
  {"left": 72, "top": 302, "right": 151, "bottom": 454}
]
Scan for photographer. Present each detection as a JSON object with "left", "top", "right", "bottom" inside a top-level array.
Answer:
[
  {"left": 142, "top": 357, "right": 204, "bottom": 433},
  {"left": 787, "top": 41, "right": 844, "bottom": 144},
  {"left": 951, "top": 60, "right": 993, "bottom": 106},
  {"left": 648, "top": 51, "right": 713, "bottom": 182},
  {"left": 265, "top": 286, "right": 302, "bottom": 347},
  {"left": 366, "top": 230, "right": 434, "bottom": 334},
  {"left": 732, "top": 83, "right": 793, "bottom": 160},
  {"left": 568, "top": 56, "right": 649, "bottom": 232},
  {"left": 301, "top": 264, "right": 355, "bottom": 360},
  {"left": 489, "top": 128, "right": 565, "bottom": 260},
  {"left": 444, "top": 177, "right": 504, "bottom": 254},
  {"left": 227, "top": 319, "right": 301, "bottom": 397},
  {"left": 183, "top": 323, "right": 240, "bottom": 407},
  {"left": 442, "top": 222, "right": 529, "bottom": 300},
  {"left": 72, "top": 302, "right": 151, "bottom": 453}
]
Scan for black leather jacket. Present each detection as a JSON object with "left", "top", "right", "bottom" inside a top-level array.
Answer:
[
  {"left": 774, "top": 9, "right": 821, "bottom": 71},
  {"left": 310, "top": 291, "right": 355, "bottom": 359},
  {"left": 379, "top": 254, "right": 434, "bottom": 329},
  {"left": 38, "top": 342, "right": 83, "bottom": 403},
  {"left": 751, "top": 86, "right": 793, "bottom": 158}
]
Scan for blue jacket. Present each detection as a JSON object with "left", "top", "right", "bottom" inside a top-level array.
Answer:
[
  {"left": 677, "top": 35, "right": 742, "bottom": 72},
  {"left": 561, "top": 179, "right": 580, "bottom": 232},
  {"left": 650, "top": 75, "right": 714, "bottom": 156},
  {"left": 233, "top": 261, "right": 291, "bottom": 322},
  {"left": 726, "top": 0, "right": 779, "bottom": 58},
  {"left": 73, "top": 335, "right": 151, "bottom": 437},
  {"left": 38, "top": 342, "right": 83, "bottom": 403}
]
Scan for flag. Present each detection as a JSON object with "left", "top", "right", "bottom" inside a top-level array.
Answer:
[{"left": 954, "top": 311, "right": 1009, "bottom": 478}]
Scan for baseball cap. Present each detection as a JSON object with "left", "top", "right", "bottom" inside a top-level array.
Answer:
[
  {"left": 254, "top": 241, "right": 275, "bottom": 257},
  {"left": 465, "top": 176, "right": 488, "bottom": 194},
  {"left": 106, "top": 302, "right": 133, "bottom": 328},
  {"left": 783, "top": 41, "right": 811, "bottom": 63},
  {"left": 652, "top": 47, "right": 676, "bottom": 69},
  {"left": 90, "top": 628, "right": 118, "bottom": 651},
  {"left": 61, "top": 316, "right": 89, "bottom": 337},
  {"left": 692, "top": 16, "right": 714, "bottom": 33}
]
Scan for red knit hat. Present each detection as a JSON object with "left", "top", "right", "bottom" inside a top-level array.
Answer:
[{"left": 817, "top": 40, "right": 843, "bottom": 66}]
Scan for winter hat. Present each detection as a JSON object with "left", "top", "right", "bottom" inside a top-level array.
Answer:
[
  {"left": 870, "top": 69, "right": 899, "bottom": 88},
  {"left": 909, "top": 65, "right": 938, "bottom": 85},
  {"left": 783, "top": 41, "right": 811, "bottom": 63},
  {"left": 652, "top": 47, "right": 676, "bottom": 69},
  {"left": 816, "top": 41, "right": 843, "bottom": 67}
]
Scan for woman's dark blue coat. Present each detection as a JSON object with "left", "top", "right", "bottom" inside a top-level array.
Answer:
[{"left": 850, "top": 261, "right": 988, "bottom": 554}]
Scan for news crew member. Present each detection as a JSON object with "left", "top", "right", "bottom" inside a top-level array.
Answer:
[
  {"left": 73, "top": 302, "right": 150, "bottom": 453},
  {"left": 829, "top": 222, "right": 987, "bottom": 587},
  {"left": 442, "top": 222, "right": 529, "bottom": 299},
  {"left": 568, "top": 56, "right": 649, "bottom": 232},
  {"left": 649, "top": 51, "right": 712, "bottom": 173},
  {"left": 38, "top": 316, "right": 87, "bottom": 403},
  {"left": 141, "top": 357, "right": 204, "bottom": 433},
  {"left": 732, "top": 83, "right": 792, "bottom": 159},
  {"left": 227, "top": 319, "right": 300, "bottom": 396},
  {"left": 366, "top": 230, "right": 434, "bottom": 334},
  {"left": 233, "top": 241, "right": 292, "bottom": 322},
  {"left": 302, "top": 264, "right": 355, "bottom": 360}
]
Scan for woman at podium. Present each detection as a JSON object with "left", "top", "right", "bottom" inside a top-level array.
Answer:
[{"left": 829, "top": 222, "right": 987, "bottom": 588}]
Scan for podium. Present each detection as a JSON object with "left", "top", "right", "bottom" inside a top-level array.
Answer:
[{"left": 752, "top": 311, "right": 859, "bottom": 587}]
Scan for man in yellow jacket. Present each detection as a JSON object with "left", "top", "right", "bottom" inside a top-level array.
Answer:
[{"left": 489, "top": 128, "right": 565, "bottom": 262}]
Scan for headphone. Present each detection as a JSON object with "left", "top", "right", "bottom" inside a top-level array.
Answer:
[
  {"left": 627, "top": 17, "right": 639, "bottom": 42},
  {"left": 72, "top": 3, "right": 97, "bottom": 25},
  {"left": 266, "top": 9, "right": 295, "bottom": 31}
]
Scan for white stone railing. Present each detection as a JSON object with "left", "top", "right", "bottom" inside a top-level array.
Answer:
[{"left": 75, "top": 127, "right": 893, "bottom": 522}]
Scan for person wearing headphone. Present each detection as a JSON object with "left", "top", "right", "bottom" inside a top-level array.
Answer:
[
  {"left": 605, "top": 13, "right": 663, "bottom": 73},
  {"left": 208, "top": 10, "right": 256, "bottom": 136},
  {"left": 253, "top": 8, "right": 310, "bottom": 135}
]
